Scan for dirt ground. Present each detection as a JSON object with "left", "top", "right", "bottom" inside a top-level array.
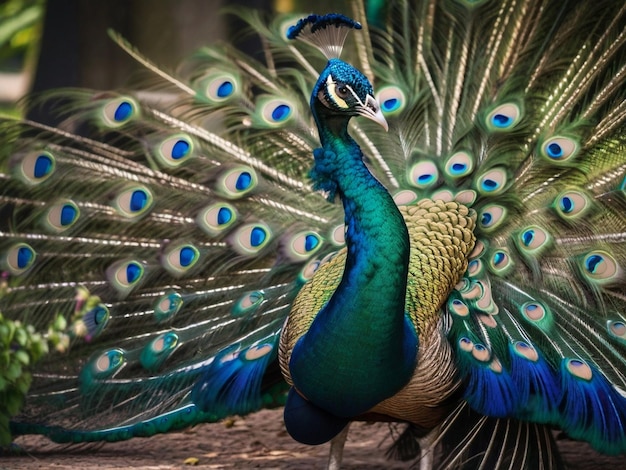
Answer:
[{"left": 2, "top": 408, "right": 624, "bottom": 469}]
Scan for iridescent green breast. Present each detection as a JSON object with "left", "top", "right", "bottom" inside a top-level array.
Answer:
[{"left": 279, "top": 198, "right": 477, "bottom": 419}]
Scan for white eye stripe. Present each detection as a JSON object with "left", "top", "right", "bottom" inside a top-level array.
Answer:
[
  {"left": 326, "top": 76, "right": 362, "bottom": 109},
  {"left": 326, "top": 76, "right": 349, "bottom": 108}
]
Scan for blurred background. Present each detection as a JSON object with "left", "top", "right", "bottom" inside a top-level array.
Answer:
[{"left": 0, "top": 0, "right": 357, "bottom": 120}]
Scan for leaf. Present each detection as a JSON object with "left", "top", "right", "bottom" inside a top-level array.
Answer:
[
  {"left": 0, "top": 324, "right": 9, "bottom": 345},
  {"left": 14, "top": 349, "right": 29, "bottom": 366},
  {"left": 52, "top": 314, "right": 67, "bottom": 332},
  {"left": 0, "top": 350, "right": 9, "bottom": 368},
  {"left": 15, "top": 373, "right": 32, "bottom": 394},
  {"left": 4, "top": 388, "right": 24, "bottom": 415},
  {"left": 30, "top": 336, "right": 48, "bottom": 361},
  {"left": 5, "top": 361, "right": 21, "bottom": 381},
  {"left": 13, "top": 326, "right": 27, "bottom": 347},
  {"left": 0, "top": 5, "right": 42, "bottom": 48}
]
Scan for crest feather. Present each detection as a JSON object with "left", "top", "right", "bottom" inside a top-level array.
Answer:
[{"left": 286, "top": 13, "right": 361, "bottom": 60}]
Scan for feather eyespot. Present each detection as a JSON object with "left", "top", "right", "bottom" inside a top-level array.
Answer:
[
  {"left": 102, "top": 97, "right": 138, "bottom": 127},
  {"left": 467, "top": 259, "right": 482, "bottom": 277},
  {"left": 488, "top": 358, "right": 503, "bottom": 373},
  {"left": 376, "top": 86, "right": 406, "bottom": 115},
  {"left": 520, "top": 300, "right": 554, "bottom": 331},
  {"left": 149, "top": 332, "right": 179, "bottom": 353},
  {"left": 83, "top": 304, "right": 110, "bottom": 339},
  {"left": 197, "top": 203, "right": 237, "bottom": 236},
  {"left": 517, "top": 226, "right": 551, "bottom": 253},
  {"left": 114, "top": 185, "right": 154, "bottom": 218},
  {"left": 258, "top": 97, "right": 296, "bottom": 126},
  {"left": 15, "top": 151, "right": 56, "bottom": 185},
  {"left": 454, "top": 190, "right": 477, "bottom": 205},
  {"left": 565, "top": 358, "right": 593, "bottom": 381},
  {"left": 554, "top": 190, "right": 589, "bottom": 219},
  {"left": 217, "top": 167, "right": 258, "bottom": 199},
  {"left": 472, "top": 343, "right": 490, "bottom": 362},
  {"left": 89, "top": 349, "right": 125, "bottom": 377},
  {"left": 154, "top": 291, "right": 183, "bottom": 323},
  {"left": 521, "top": 302, "right": 547, "bottom": 322},
  {"left": 409, "top": 161, "right": 439, "bottom": 188},
  {"left": 285, "top": 231, "right": 323, "bottom": 261},
  {"left": 45, "top": 200, "right": 80, "bottom": 233},
  {"left": 106, "top": 259, "right": 145, "bottom": 294},
  {"left": 244, "top": 343, "right": 274, "bottom": 361},
  {"left": 475, "top": 280, "right": 495, "bottom": 312},
  {"left": 469, "top": 240, "right": 485, "bottom": 259},
  {"left": 540, "top": 136, "right": 579, "bottom": 162},
  {"left": 513, "top": 341, "right": 539, "bottom": 362},
  {"left": 203, "top": 72, "right": 239, "bottom": 102},
  {"left": 299, "top": 259, "right": 321, "bottom": 283},
  {"left": 231, "top": 223, "right": 272, "bottom": 255},
  {"left": 161, "top": 243, "right": 200, "bottom": 275},
  {"left": 478, "top": 204, "right": 506, "bottom": 231},
  {"left": 460, "top": 280, "right": 483, "bottom": 300},
  {"left": 232, "top": 291, "right": 265, "bottom": 316},
  {"left": 140, "top": 332, "right": 179, "bottom": 371},
  {"left": 486, "top": 103, "right": 521, "bottom": 131},
  {"left": 393, "top": 190, "right": 418, "bottom": 205},
  {"left": 3, "top": 243, "right": 36, "bottom": 275},
  {"left": 458, "top": 337, "right": 474, "bottom": 351},
  {"left": 449, "top": 298, "right": 470, "bottom": 316},
  {"left": 445, "top": 151, "right": 474, "bottom": 178},
  {"left": 489, "top": 249, "right": 513, "bottom": 274},
  {"left": 431, "top": 190, "right": 453, "bottom": 202},
  {"left": 608, "top": 320, "right": 626, "bottom": 343},
  {"left": 331, "top": 224, "right": 346, "bottom": 246},
  {"left": 582, "top": 250, "right": 619, "bottom": 282},
  {"left": 476, "top": 168, "right": 507, "bottom": 194},
  {"left": 155, "top": 134, "right": 194, "bottom": 167}
]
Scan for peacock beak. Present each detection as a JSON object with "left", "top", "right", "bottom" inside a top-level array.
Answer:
[{"left": 357, "top": 95, "right": 389, "bottom": 132}]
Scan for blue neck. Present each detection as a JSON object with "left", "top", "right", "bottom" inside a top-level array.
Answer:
[
  {"left": 316, "top": 109, "right": 409, "bottom": 316},
  {"left": 289, "top": 103, "right": 417, "bottom": 418}
]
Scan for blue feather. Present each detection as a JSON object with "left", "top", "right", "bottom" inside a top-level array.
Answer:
[
  {"left": 192, "top": 340, "right": 278, "bottom": 417},
  {"left": 558, "top": 359, "right": 626, "bottom": 455},
  {"left": 509, "top": 342, "right": 560, "bottom": 424}
]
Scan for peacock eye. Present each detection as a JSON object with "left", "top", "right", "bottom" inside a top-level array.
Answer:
[{"left": 336, "top": 84, "right": 349, "bottom": 98}]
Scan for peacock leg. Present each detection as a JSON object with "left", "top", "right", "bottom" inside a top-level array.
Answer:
[
  {"left": 417, "top": 424, "right": 440, "bottom": 470},
  {"left": 327, "top": 422, "right": 351, "bottom": 470}
]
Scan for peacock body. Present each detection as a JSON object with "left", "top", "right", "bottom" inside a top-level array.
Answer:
[{"left": 1, "top": 1, "right": 626, "bottom": 468}]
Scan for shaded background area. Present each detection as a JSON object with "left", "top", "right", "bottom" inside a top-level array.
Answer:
[
  {"left": 1, "top": 0, "right": 357, "bottom": 122},
  {"left": 27, "top": 0, "right": 268, "bottom": 124},
  {"left": 31, "top": 0, "right": 230, "bottom": 91}
]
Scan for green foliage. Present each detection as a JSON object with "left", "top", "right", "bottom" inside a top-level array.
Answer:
[
  {"left": 0, "top": 0, "right": 43, "bottom": 67},
  {"left": 0, "top": 312, "right": 47, "bottom": 446}
]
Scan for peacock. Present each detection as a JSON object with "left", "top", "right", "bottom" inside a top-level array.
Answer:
[{"left": 1, "top": 0, "right": 626, "bottom": 468}]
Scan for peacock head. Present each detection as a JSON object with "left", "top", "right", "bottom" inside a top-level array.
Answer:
[
  {"left": 287, "top": 13, "right": 388, "bottom": 131},
  {"left": 313, "top": 58, "right": 388, "bottom": 131}
]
